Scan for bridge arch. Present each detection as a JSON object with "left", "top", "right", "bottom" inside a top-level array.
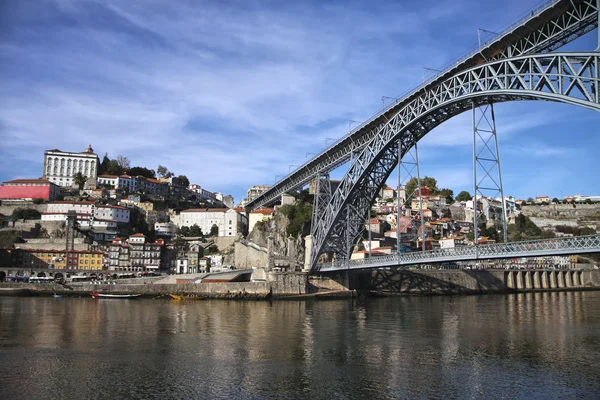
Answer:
[{"left": 311, "top": 52, "right": 600, "bottom": 272}]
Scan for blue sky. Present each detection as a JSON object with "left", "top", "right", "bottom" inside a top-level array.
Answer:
[{"left": 1, "top": 0, "right": 599, "bottom": 203}]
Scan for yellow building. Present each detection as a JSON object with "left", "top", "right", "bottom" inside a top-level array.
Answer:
[
  {"left": 76, "top": 250, "right": 104, "bottom": 270},
  {"left": 18, "top": 249, "right": 103, "bottom": 271}
]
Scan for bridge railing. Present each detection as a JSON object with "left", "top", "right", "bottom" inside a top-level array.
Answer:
[{"left": 317, "top": 235, "right": 600, "bottom": 272}]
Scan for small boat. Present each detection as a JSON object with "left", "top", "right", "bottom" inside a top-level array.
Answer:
[
  {"left": 53, "top": 294, "right": 63, "bottom": 298},
  {"left": 90, "top": 293, "right": 142, "bottom": 299},
  {"left": 169, "top": 294, "right": 184, "bottom": 300}
]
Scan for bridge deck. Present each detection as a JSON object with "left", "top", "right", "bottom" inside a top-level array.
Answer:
[{"left": 316, "top": 235, "right": 600, "bottom": 273}]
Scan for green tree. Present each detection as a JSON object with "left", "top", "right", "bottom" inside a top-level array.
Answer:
[
  {"left": 552, "top": 197, "right": 560, "bottom": 203},
  {"left": 73, "top": 172, "right": 87, "bottom": 190},
  {"left": 99, "top": 153, "right": 111, "bottom": 174},
  {"left": 128, "top": 166, "right": 156, "bottom": 179},
  {"left": 210, "top": 224, "right": 219, "bottom": 237},
  {"left": 106, "top": 159, "right": 124, "bottom": 175},
  {"left": 157, "top": 165, "right": 174, "bottom": 178},
  {"left": 177, "top": 175, "right": 190, "bottom": 188},
  {"left": 12, "top": 208, "right": 41, "bottom": 220},
  {"left": 440, "top": 188, "right": 454, "bottom": 203},
  {"left": 189, "top": 224, "right": 204, "bottom": 237},
  {"left": 177, "top": 226, "right": 191, "bottom": 237},
  {"left": 405, "top": 176, "right": 439, "bottom": 198},
  {"left": 280, "top": 201, "right": 313, "bottom": 237},
  {"left": 456, "top": 191, "right": 471, "bottom": 202}
]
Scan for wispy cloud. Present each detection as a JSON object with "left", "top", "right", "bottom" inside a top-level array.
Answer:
[{"left": 1, "top": 0, "right": 599, "bottom": 202}]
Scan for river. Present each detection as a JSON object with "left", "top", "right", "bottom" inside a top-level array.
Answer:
[{"left": 1, "top": 292, "right": 600, "bottom": 399}]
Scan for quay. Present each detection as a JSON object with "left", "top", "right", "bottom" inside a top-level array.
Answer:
[{"left": 2, "top": 269, "right": 600, "bottom": 299}]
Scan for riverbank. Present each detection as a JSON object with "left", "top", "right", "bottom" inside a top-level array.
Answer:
[{"left": 3, "top": 268, "right": 600, "bottom": 299}]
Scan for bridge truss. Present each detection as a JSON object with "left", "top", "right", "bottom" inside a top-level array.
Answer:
[
  {"left": 247, "top": 0, "right": 599, "bottom": 210},
  {"left": 310, "top": 52, "right": 600, "bottom": 272}
]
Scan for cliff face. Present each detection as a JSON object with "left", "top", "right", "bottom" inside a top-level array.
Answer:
[
  {"left": 521, "top": 204, "right": 600, "bottom": 231},
  {"left": 246, "top": 211, "right": 305, "bottom": 269}
]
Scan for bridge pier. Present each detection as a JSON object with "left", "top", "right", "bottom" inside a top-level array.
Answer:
[
  {"left": 541, "top": 271, "right": 549, "bottom": 289},
  {"left": 565, "top": 271, "right": 573, "bottom": 288},
  {"left": 573, "top": 271, "right": 581, "bottom": 287},
  {"left": 516, "top": 271, "right": 524, "bottom": 290},
  {"left": 533, "top": 271, "right": 541, "bottom": 289},
  {"left": 558, "top": 271, "right": 566, "bottom": 288},
  {"left": 506, "top": 271, "right": 515, "bottom": 289},
  {"left": 550, "top": 271, "right": 557, "bottom": 289}
]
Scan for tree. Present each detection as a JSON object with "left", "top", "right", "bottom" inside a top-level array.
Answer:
[
  {"left": 12, "top": 208, "right": 41, "bottom": 220},
  {"left": 177, "top": 175, "right": 190, "bottom": 188},
  {"left": 115, "top": 155, "right": 131, "bottom": 170},
  {"left": 527, "top": 197, "right": 535, "bottom": 204},
  {"left": 73, "top": 172, "right": 87, "bottom": 190},
  {"left": 210, "top": 224, "right": 219, "bottom": 237},
  {"left": 106, "top": 159, "right": 124, "bottom": 175},
  {"left": 456, "top": 191, "right": 471, "bottom": 202},
  {"left": 552, "top": 197, "right": 560, "bottom": 203},
  {"left": 128, "top": 166, "right": 156, "bottom": 179},
  {"left": 157, "top": 165, "right": 174, "bottom": 178},
  {"left": 189, "top": 224, "right": 204, "bottom": 237},
  {"left": 404, "top": 176, "right": 439, "bottom": 198},
  {"left": 99, "top": 153, "right": 111, "bottom": 175},
  {"left": 440, "top": 188, "right": 454, "bottom": 203}
]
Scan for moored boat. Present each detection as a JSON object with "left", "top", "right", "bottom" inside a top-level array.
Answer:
[{"left": 90, "top": 293, "right": 142, "bottom": 299}]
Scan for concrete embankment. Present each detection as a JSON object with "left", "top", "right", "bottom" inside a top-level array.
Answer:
[
  {"left": 0, "top": 272, "right": 310, "bottom": 299},
  {"left": 3, "top": 269, "right": 600, "bottom": 299}
]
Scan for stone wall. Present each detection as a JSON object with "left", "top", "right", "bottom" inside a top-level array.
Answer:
[
  {"left": 234, "top": 241, "right": 269, "bottom": 269},
  {"left": 14, "top": 238, "right": 88, "bottom": 251}
]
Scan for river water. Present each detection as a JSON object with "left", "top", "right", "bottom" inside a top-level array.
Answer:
[{"left": 1, "top": 292, "right": 600, "bottom": 399}]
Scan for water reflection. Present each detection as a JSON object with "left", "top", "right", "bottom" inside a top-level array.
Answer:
[{"left": 1, "top": 292, "right": 600, "bottom": 399}]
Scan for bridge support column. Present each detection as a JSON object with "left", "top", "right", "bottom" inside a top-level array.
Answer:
[
  {"left": 398, "top": 141, "right": 426, "bottom": 251},
  {"left": 565, "top": 271, "right": 573, "bottom": 288},
  {"left": 525, "top": 271, "right": 533, "bottom": 290},
  {"left": 516, "top": 271, "right": 524, "bottom": 290},
  {"left": 549, "top": 271, "right": 557, "bottom": 289},
  {"left": 558, "top": 271, "right": 565, "bottom": 288},
  {"left": 472, "top": 102, "right": 508, "bottom": 245},
  {"left": 533, "top": 271, "right": 541, "bottom": 289},
  {"left": 572, "top": 270, "right": 580, "bottom": 287},
  {"left": 541, "top": 271, "right": 549, "bottom": 289},
  {"left": 506, "top": 271, "right": 515, "bottom": 289}
]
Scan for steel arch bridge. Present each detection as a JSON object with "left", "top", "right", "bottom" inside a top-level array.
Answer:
[
  {"left": 309, "top": 52, "right": 600, "bottom": 272},
  {"left": 247, "top": 0, "right": 599, "bottom": 210}
]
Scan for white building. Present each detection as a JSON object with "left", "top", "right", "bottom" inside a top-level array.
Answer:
[
  {"left": 94, "top": 205, "right": 130, "bottom": 223},
  {"left": 188, "top": 184, "right": 217, "bottom": 202},
  {"left": 177, "top": 208, "right": 248, "bottom": 237},
  {"left": 42, "top": 145, "right": 99, "bottom": 187},
  {"left": 41, "top": 201, "right": 129, "bottom": 229},
  {"left": 155, "top": 222, "right": 177, "bottom": 237}
]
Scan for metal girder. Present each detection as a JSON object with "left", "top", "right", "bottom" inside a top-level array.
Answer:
[
  {"left": 247, "top": 0, "right": 599, "bottom": 210},
  {"left": 318, "top": 234, "right": 600, "bottom": 272},
  {"left": 311, "top": 52, "right": 600, "bottom": 273}
]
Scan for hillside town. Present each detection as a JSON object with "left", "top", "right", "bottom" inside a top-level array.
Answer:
[{"left": 0, "top": 144, "right": 599, "bottom": 281}]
